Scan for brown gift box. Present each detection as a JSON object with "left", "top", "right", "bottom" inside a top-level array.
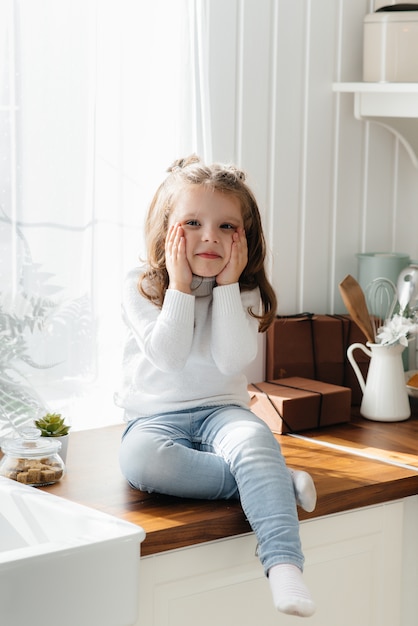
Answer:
[
  {"left": 266, "top": 314, "right": 373, "bottom": 405},
  {"left": 249, "top": 377, "right": 352, "bottom": 434}
]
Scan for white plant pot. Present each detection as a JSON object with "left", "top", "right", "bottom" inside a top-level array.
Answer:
[{"left": 55, "top": 435, "right": 69, "bottom": 464}]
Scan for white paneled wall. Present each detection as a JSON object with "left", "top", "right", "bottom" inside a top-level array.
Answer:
[{"left": 207, "top": 0, "right": 418, "bottom": 315}]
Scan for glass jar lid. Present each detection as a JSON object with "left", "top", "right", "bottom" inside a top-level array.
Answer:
[{"left": 1, "top": 427, "right": 62, "bottom": 458}]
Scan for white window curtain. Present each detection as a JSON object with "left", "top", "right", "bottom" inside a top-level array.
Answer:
[{"left": 0, "top": 0, "right": 212, "bottom": 437}]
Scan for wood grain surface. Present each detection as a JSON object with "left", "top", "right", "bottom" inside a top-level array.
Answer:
[{"left": 33, "top": 401, "right": 418, "bottom": 556}]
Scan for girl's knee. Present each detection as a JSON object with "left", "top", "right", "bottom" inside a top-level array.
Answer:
[{"left": 119, "top": 430, "right": 171, "bottom": 487}]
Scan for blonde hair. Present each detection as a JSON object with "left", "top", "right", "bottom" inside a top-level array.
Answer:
[{"left": 139, "top": 155, "right": 277, "bottom": 332}]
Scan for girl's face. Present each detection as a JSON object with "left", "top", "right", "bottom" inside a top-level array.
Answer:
[{"left": 169, "top": 185, "right": 244, "bottom": 278}]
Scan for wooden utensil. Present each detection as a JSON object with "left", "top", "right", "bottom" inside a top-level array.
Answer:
[{"left": 339, "top": 274, "right": 375, "bottom": 343}]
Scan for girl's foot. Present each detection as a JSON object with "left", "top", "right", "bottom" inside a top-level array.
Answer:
[
  {"left": 290, "top": 469, "right": 317, "bottom": 512},
  {"left": 268, "top": 563, "right": 315, "bottom": 617}
]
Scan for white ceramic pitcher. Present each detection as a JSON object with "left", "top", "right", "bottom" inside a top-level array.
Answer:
[{"left": 347, "top": 342, "right": 411, "bottom": 422}]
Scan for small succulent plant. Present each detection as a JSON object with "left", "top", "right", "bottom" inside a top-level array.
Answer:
[{"left": 34, "top": 412, "right": 71, "bottom": 437}]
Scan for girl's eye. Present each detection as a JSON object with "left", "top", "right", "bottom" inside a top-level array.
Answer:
[
  {"left": 220, "top": 223, "right": 235, "bottom": 230},
  {"left": 185, "top": 220, "right": 200, "bottom": 227}
]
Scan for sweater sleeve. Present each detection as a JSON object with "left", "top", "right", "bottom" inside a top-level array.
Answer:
[
  {"left": 122, "top": 269, "right": 195, "bottom": 372},
  {"left": 211, "top": 283, "right": 260, "bottom": 374}
]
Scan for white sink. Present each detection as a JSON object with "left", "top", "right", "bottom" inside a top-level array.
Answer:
[{"left": 0, "top": 476, "right": 145, "bottom": 626}]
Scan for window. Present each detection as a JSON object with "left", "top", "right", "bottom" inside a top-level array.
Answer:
[{"left": 0, "top": 0, "right": 210, "bottom": 434}]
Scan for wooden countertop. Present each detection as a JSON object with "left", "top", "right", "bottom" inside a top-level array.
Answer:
[{"left": 39, "top": 400, "right": 418, "bottom": 557}]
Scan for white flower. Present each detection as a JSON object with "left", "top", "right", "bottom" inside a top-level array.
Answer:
[{"left": 376, "top": 314, "right": 418, "bottom": 346}]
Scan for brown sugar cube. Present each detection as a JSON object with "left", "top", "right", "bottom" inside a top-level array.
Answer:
[
  {"left": 40, "top": 469, "right": 56, "bottom": 482},
  {"left": 40, "top": 457, "right": 53, "bottom": 465},
  {"left": 24, "top": 459, "right": 42, "bottom": 470},
  {"left": 16, "top": 472, "right": 29, "bottom": 484},
  {"left": 42, "top": 463, "right": 56, "bottom": 473},
  {"left": 11, "top": 459, "right": 26, "bottom": 471},
  {"left": 26, "top": 468, "right": 42, "bottom": 483},
  {"left": 40, "top": 462, "right": 63, "bottom": 479}
]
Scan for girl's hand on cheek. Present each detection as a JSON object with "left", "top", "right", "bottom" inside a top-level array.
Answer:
[
  {"left": 216, "top": 227, "right": 248, "bottom": 286},
  {"left": 165, "top": 223, "right": 193, "bottom": 293}
]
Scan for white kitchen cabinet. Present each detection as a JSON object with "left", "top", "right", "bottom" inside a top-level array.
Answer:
[
  {"left": 401, "top": 494, "right": 418, "bottom": 626},
  {"left": 136, "top": 498, "right": 410, "bottom": 626}
]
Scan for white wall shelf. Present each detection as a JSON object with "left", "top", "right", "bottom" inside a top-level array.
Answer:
[{"left": 333, "top": 82, "right": 418, "bottom": 167}]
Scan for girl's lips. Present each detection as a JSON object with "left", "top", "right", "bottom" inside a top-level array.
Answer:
[{"left": 197, "top": 252, "right": 220, "bottom": 259}]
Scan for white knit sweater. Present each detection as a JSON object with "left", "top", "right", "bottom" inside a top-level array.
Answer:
[{"left": 114, "top": 268, "right": 261, "bottom": 419}]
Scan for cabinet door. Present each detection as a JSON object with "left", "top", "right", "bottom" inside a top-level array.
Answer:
[
  {"left": 402, "top": 495, "right": 418, "bottom": 626},
  {"left": 137, "top": 501, "right": 403, "bottom": 626}
]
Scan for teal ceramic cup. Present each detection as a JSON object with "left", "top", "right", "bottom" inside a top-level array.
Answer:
[{"left": 356, "top": 252, "right": 410, "bottom": 292}]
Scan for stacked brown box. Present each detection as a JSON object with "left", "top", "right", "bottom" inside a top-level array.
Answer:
[
  {"left": 249, "top": 377, "right": 352, "bottom": 434},
  {"left": 266, "top": 314, "right": 372, "bottom": 405}
]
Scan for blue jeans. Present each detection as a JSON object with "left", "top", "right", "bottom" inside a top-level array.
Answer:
[{"left": 119, "top": 405, "right": 304, "bottom": 574}]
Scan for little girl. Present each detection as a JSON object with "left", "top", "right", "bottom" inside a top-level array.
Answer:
[{"left": 115, "top": 155, "right": 317, "bottom": 617}]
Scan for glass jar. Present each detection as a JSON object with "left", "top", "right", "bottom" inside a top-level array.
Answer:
[{"left": 0, "top": 427, "right": 65, "bottom": 486}]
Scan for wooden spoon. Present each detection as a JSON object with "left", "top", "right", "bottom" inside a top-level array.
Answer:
[{"left": 339, "top": 274, "right": 375, "bottom": 343}]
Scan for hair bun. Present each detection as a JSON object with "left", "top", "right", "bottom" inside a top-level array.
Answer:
[
  {"left": 226, "top": 165, "right": 246, "bottom": 181},
  {"left": 167, "top": 154, "right": 201, "bottom": 172},
  {"left": 167, "top": 155, "right": 247, "bottom": 184},
  {"left": 214, "top": 163, "right": 247, "bottom": 183}
]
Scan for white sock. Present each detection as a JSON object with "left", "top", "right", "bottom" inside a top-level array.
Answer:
[
  {"left": 268, "top": 563, "right": 316, "bottom": 617},
  {"left": 290, "top": 469, "right": 317, "bottom": 513}
]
